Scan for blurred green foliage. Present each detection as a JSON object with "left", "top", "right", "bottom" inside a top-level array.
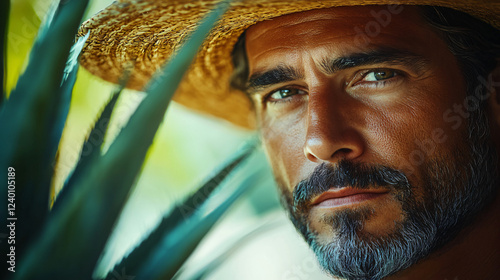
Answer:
[{"left": 0, "top": 0, "right": 262, "bottom": 279}]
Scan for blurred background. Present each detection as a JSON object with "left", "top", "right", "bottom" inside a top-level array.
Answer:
[{"left": 6, "top": 0, "right": 331, "bottom": 279}]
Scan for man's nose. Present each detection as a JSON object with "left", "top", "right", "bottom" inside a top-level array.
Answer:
[{"left": 303, "top": 88, "right": 365, "bottom": 163}]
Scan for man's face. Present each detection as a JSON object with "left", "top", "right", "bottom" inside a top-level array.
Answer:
[{"left": 244, "top": 6, "right": 498, "bottom": 279}]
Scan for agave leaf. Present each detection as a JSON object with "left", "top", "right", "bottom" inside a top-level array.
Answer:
[
  {"left": 0, "top": 0, "right": 11, "bottom": 237},
  {"left": 136, "top": 155, "right": 265, "bottom": 280},
  {"left": 107, "top": 137, "right": 258, "bottom": 279},
  {"left": 49, "top": 34, "right": 91, "bottom": 207},
  {"left": 52, "top": 69, "right": 127, "bottom": 213},
  {"left": 0, "top": 0, "right": 90, "bottom": 167},
  {"left": 48, "top": 64, "right": 79, "bottom": 208},
  {"left": 0, "top": 2, "right": 10, "bottom": 277},
  {"left": 13, "top": 2, "right": 229, "bottom": 279},
  {"left": 0, "top": 0, "right": 9, "bottom": 105},
  {"left": 49, "top": 31, "right": 91, "bottom": 155},
  {"left": 50, "top": 89, "right": 120, "bottom": 212},
  {"left": 0, "top": 0, "right": 89, "bottom": 274},
  {"left": 176, "top": 219, "right": 284, "bottom": 280}
]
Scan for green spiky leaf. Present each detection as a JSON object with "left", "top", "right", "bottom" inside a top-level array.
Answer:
[
  {"left": 48, "top": 33, "right": 91, "bottom": 173},
  {"left": 0, "top": 0, "right": 9, "bottom": 104},
  {"left": 52, "top": 69, "right": 127, "bottom": 213},
  {"left": 136, "top": 152, "right": 264, "bottom": 280},
  {"left": 0, "top": 1, "right": 90, "bottom": 277},
  {"left": 51, "top": 89, "right": 121, "bottom": 213},
  {"left": 176, "top": 218, "right": 283, "bottom": 280},
  {"left": 13, "top": 2, "right": 229, "bottom": 279},
  {"left": 108, "top": 137, "right": 258, "bottom": 279},
  {"left": 0, "top": 0, "right": 11, "bottom": 250}
]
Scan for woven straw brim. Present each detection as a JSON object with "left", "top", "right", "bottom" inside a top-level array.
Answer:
[{"left": 78, "top": 0, "right": 500, "bottom": 128}]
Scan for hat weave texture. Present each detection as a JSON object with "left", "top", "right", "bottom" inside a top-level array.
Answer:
[{"left": 78, "top": 0, "right": 500, "bottom": 128}]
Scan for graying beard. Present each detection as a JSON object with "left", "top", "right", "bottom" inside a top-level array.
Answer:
[{"left": 307, "top": 109, "right": 498, "bottom": 280}]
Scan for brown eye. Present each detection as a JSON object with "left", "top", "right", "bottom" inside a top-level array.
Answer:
[{"left": 364, "top": 69, "right": 397, "bottom": 81}]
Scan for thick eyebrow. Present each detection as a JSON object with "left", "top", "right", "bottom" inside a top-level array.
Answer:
[
  {"left": 247, "top": 65, "right": 304, "bottom": 94},
  {"left": 245, "top": 49, "right": 429, "bottom": 94},
  {"left": 319, "top": 49, "right": 429, "bottom": 75}
]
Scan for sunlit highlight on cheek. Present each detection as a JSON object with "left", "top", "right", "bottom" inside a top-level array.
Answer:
[{"left": 260, "top": 110, "right": 310, "bottom": 191}]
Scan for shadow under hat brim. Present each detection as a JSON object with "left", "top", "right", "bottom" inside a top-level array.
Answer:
[{"left": 78, "top": 0, "right": 500, "bottom": 129}]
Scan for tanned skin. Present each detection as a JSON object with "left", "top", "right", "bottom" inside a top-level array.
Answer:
[{"left": 243, "top": 6, "right": 500, "bottom": 279}]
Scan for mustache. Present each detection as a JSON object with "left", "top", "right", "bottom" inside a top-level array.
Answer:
[{"left": 293, "top": 160, "right": 411, "bottom": 212}]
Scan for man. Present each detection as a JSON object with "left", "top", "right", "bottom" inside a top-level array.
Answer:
[{"left": 79, "top": 1, "right": 500, "bottom": 279}]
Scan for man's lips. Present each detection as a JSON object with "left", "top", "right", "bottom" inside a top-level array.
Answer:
[{"left": 311, "top": 188, "right": 389, "bottom": 208}]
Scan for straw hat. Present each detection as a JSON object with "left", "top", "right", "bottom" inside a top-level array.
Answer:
[{"left": 78, "top": 0, "right": 500, "bottom": 128}]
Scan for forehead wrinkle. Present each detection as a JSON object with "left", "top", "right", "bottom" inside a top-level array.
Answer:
[
  {"left": 248, "top": 6, "right": 400, "bottom": 38},
  {"left": 250, "top": 17, "right": 369, "bottom": 44},
  {"left": 249, "top": 45, "right": 297, "bottom": 62},
  {"left": 247, "top": 12, "right": 342, "bottom": 41}
]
